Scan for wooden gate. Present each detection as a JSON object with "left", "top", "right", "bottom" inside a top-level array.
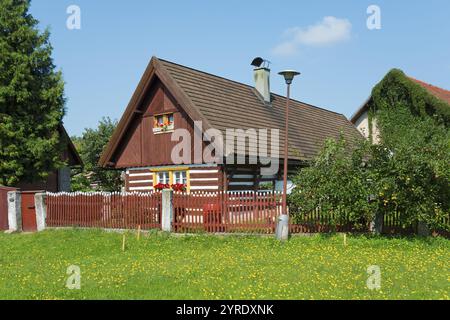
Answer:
[
  {"left": 0, "top": 186, "right": 18, "bottom": 231},
  {"left": 172, "top": 191, "right": 283, "bottom": 233},
  {"left": 21, "top": 191, "right": 41, "bottom": 232}
]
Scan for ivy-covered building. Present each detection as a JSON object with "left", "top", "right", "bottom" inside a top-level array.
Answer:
[{"left": 351, "top": 69, "right": 450, "bottom": 143}]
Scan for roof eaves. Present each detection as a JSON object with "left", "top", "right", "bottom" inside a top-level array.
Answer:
[
  {"left": 350, "top": 96, "right": 372, "bottom": 124},
  {"left": 59, "top": 124, "right": 83, "bottom": 167}
]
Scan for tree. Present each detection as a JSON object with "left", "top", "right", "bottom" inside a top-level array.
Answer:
[
  {"left": 368, "top": 104, "right": 450, "bottom": 232},
  {"left": 72, "top": 117, "right": 122, "bottom": 192},
  {"left": 0, "top": 0, "right": 65, "bottom": 186}
]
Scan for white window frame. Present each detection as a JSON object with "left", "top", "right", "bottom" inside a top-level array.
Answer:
[
  {"left": 156, "top": 171, "right": 170, "bottom": 184},
  {"left": 173, "top": 171, "right": 187, "bottom": 185}
]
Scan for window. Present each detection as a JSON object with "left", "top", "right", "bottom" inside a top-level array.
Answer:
[
  {"left": 157, "top": 171, "right": 170, "bottom": 184},
  {"left": 153, "top": 169, "right": 190, "bottom": 192},
  {"left": 173, "top": 171, "right": 187, "bottom": 185},
  {"left": 157, "top": 115, "right": 164, "bottom": 126},
  {"left": 153, "top": 113, "right": 174, "bottom": 133}
]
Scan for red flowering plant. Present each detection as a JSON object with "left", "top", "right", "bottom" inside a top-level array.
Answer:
[
  {"left": 154, "top": 183, "right": 170, "bottom": 191},
  {"left": 171, "top": 183, "right": 187, "bottom": 192},
  {"left": 153, "top": 183, "right": 186, "bottom": 192},
  {"left": 158, "top": 121, "right": 173, "bottom": 132}
]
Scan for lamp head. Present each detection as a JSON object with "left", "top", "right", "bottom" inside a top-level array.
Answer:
[{"left": 278, "top": 70, "right": 301, "bottom": 85}]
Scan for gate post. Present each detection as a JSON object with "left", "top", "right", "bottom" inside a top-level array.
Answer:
[
  {"left": 370, "top": 211, "right": 384, "bottom": 235},
  {"left": 161, "top": 189, "right": 173, "bottom": 232},
  {"left": 7, "top": 191, "right": 22, "bottom": 233},
  {"left": 35, "top": 193, "right": 47, "bottom": 232},
  {"left": 417, "top": 221, "right": 430, "bottom": 237}
]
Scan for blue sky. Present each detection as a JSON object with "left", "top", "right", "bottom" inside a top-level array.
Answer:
[{"left": 30, "top": 0, "right": 450, "bottom": 136}]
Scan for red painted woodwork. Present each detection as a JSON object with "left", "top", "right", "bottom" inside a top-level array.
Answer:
[
  {"left": 46, "top": 192, "right": 161, "bottom": 230},
  {"left": 21, "top": 192, "right": 39, "bottom": 232},
  {"left": 44, "top": 191, "right": 378, "bottom": 234},
  {"left": 113, "top": 80, "right": 196, "bottom": 168}
]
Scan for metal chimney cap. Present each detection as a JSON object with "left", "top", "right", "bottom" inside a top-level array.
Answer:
[{"left": 251, "top": 57, "right": 271, "bottom": 69}]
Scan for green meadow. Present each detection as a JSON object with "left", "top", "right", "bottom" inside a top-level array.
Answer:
[{"left": 0, "top": 229, "right": 448, "bottom": 300}]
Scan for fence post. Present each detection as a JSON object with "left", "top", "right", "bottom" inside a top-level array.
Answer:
[
  {"left": 35, "top": 193, "right": 47, "bottom": 232},
  {"left": 7, "top": 191, "right": 22, "bottom": 233},
  {"left": 161, "top": 189, "right": 174, "bottom": 232},
  {"left": 417, "top": 221, "right": 430, "bottom": 237},
  {"left": 370, "top": 211, "right": 384, "bottom": 235},
  {"left": 276, "top": 214, "right": 289, "bottom": 241}
]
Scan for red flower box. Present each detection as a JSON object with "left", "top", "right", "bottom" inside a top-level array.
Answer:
[
  {"left": 154, "top": 183, "right": 186, "bottom": 192},
  {"left": 154, "top": 183, "right": 170, "bottom": 191}
]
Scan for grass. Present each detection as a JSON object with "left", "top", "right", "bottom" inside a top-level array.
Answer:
[{"left": 0, "top": 229, "right": 448, "bottom": 300}]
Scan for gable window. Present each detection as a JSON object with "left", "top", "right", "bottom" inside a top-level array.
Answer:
[{"left": 153, "top": 113, "right": 174, "bottom": 133}]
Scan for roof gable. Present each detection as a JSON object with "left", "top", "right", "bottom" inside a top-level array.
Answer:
[
  {"left": 99, "top": 57, "right": 213, "bottom": 167},
  {"left": 59, "top": 124, "right": 83, "bottom": 167}
]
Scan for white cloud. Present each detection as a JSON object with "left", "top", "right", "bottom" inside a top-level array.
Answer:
[
  {"left": 272, "top": 16, "right": 352, "bottom": 56},
  {"left": 272, "top": 41, "right": 298, "bottom": 56}
]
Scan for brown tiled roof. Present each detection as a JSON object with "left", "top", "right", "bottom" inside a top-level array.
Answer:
[
  {"left": 408, "top": 77, "right": 450, "bottom": 105},
  {"left": 100, "top": 57, "right": 362, "bottom": 166},
  {"left": 159, "top": 58, "right": 362, "bottom": 160}
]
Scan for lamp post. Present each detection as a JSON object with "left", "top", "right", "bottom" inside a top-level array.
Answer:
[{"left": 276, "top": 70, "right": 300, "bottom": 240}]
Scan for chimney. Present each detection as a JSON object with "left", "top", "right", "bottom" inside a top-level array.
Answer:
[{"left": 251, "top": 57, "right": 271, "bottom": 103}]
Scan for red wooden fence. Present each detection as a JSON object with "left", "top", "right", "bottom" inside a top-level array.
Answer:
[
  {"left": 45, "top": 191, "right": 446, "bottom": 235},
  {"left": 46, "top": 192, "right": 161, "bottom": 230},
  {"left": 290, "top": 209, "right": 357, "bottom": 233},
  {"left": 172, "top": 191, "right": 359, "bottom": 234},
  {"left": 173, "top": 191, "right": 283, "bottom": 234}
]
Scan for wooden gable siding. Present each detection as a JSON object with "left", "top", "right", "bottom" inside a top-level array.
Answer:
[{"left": 112, "top": 79, "right": 195, "bottom": 168}]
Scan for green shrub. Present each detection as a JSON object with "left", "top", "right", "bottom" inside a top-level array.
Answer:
[{"left": 289, "top": 135, "right": 375, "bottom": 229}]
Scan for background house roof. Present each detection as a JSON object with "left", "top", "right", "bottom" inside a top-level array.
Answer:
[
  {"left": 100, "top": 57, "right": 362, "bottom": 166},
  {"left": 351, "top": 72, "right": 450, "bottom": 124},
  {"left": 408, "top": 77, "right": 450, "bottom": 105},
  {"left": 59, "top": 124, "right": 83, "bottom": 167}
]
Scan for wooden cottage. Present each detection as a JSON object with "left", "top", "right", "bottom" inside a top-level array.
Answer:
[{"left": 99, "top": 57, "right": 361, "bottom": 192}]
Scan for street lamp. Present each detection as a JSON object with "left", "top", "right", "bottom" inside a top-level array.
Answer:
[{"left": 277, "top": 70, "right": 300, "bottom": 240}]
